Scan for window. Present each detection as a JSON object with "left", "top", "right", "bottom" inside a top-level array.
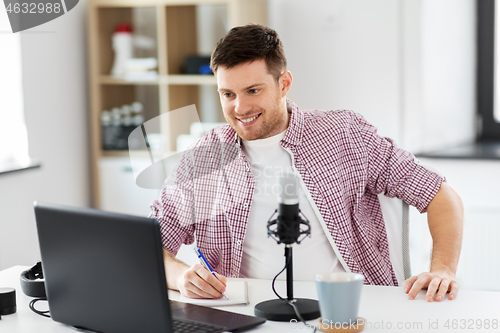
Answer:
[
  {"left": 478, "top": 0, "right": 500, "bottom": 140},
  {"left": 0, "top": 6, "right": 34, "bottom": 173}
]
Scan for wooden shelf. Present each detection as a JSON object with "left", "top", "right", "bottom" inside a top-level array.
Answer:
[
  {"left": 103, "top": 150, "right": 180, "bottom": 160},
  {"left": 166, "top": 75, "right": 216, "bottom": 85},
  {"left": 100, "top": 75, "right": 160, "bottom": 85},
  {"left": 92, "top": 0, "right": 230, "bottom": 8},
  {"left": 99, "top": 74, "right": 216, "bottom": 85},
  {"left": 102, "top": 150, "right": 133, "bottom": 158}
]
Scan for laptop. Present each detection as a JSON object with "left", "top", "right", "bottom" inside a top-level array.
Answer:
[{"left": 33, "top": 202, "right": 265, "bottom": 333}]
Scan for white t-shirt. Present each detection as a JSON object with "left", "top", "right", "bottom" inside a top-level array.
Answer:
[{"left": 239, "top": 130, "right": 344, "bottom": 281}]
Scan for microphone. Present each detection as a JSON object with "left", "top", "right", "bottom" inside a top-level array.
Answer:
[
  {"left": 255, "top": 172, "right": 320, "bottom": 322},
  {"left": 267, "top": 172, "right": 311, "bottom": 245}
]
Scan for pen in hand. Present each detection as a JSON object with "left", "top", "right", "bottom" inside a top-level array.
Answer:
[{"left": 194, "top": 247, "right": 229, "bottom": 299}]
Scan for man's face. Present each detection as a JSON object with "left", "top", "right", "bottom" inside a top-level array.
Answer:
[{"left": 216, "top": 59, "right": 292, "bottom": 141}]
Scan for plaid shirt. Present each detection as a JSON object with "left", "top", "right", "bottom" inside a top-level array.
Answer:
[{"left": 150, "top": 100, "right": 443, "bottom": 286}]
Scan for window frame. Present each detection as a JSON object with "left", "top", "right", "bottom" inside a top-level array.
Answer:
[{"left": 477, "top": 0, "right": 500, "bottom": 140}]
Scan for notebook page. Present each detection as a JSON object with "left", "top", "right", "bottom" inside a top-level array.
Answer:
[{"left": 178, "top": 280, "right": 248, "bottom": 306}]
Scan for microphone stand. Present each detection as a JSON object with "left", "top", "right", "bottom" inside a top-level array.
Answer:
[
  {"left": 285, "top": 245, "right": 293, "bottom": 301},
  {"left": 254, "top": 211, "right": 320, "bottom": 322}
]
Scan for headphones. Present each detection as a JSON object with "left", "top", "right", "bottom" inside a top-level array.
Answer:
[{"left": 20, "top": 261, "right": 46, "bottom": 298}]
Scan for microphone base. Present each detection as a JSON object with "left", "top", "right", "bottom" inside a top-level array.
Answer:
[{"left": 254, "top": 298, "right": 320, "bottom": 322}]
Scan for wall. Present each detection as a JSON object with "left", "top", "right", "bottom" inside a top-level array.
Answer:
[{"left": 0, "top": 0, "right": 90, "bottom": 270}]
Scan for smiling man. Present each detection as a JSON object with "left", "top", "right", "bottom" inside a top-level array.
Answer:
[{"left": 150, "top": 24, "right": 463, "bottom": 303}]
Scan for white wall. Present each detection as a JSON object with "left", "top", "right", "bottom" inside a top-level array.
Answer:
[{"left": 0, "top": 0, "right": 90, "bottom": 270}]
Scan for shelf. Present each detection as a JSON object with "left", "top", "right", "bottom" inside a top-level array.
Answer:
[
  {"left": 99, "top": 74, "right": 216, "bottom": 85},
  {"left": 102, "top": 150, "right": 134, "bottom": 158},
  {"left": 166, "top": 75, "right": 216, "bottom": 85},
  {"left": 100, "top": 75, "right": 160, "bottom": 85},
  {"left": 92, "top": 0, "right": 230, "bottom": 8},
  {"left": 416, "top": 141, "right": 500, "bottom": 160},
  {"left": 102, "top": 149, "right": 175, "bottom": 157}
]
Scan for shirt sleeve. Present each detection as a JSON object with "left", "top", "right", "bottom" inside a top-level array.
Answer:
[
  {"left": 149, "top": 153, "right": 196, "bottom": 255},
  {"left": 352, "top": 113, "right": 444, "bottom": 213}
]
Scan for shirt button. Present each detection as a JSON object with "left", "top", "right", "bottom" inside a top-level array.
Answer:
[
  {"left": 236, "top": 240, "right": 242, "bottom": 246},
  {"left": 246, "top": 166, "right": 250, "bottom": 171},
  {"left": 243, "top": 203, "right": 248, "bottom": 208}
]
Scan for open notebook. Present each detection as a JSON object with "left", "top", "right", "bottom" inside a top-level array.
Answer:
[{"left": 179, "top": 280, "right": 249, "bottom": 306}]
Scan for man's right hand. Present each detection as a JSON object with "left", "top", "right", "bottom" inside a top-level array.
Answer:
[
  {"left": 177, "top": 263, "right": 227, "bottom": 299},
  {"left": 162, "top": 248, "right": 227, "bottom": 299}
]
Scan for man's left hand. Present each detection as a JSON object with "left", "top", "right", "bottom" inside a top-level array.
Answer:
[{"left": 403, "top": 269, "right": 459, "bottom": 302}]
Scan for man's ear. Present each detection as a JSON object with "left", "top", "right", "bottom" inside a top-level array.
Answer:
[{"left": 279, "top": 71, "right": 293, "bottom": 98}]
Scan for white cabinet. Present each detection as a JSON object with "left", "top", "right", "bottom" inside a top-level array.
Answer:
[{"left": 98, "top": 157, "right": 161, "bottom": 216}]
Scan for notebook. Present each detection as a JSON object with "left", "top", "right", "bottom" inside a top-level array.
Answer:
[
  {"left": 179, "top": 280, "right": 249, "bottom": 306},
  {"left": 33, "top": 202, "right": 266, "bottom": 333}
]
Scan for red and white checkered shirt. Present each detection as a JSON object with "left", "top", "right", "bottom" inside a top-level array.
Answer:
[{"left": 150, "top": 100, "right": 443, "bottom": 286}]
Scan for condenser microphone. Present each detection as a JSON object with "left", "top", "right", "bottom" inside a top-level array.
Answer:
[
  {"left": 267, "top": 172, "right": 310, "bottom": 245},
  {"left": 256, "top": 172, "right": 320, "bottom": 322}
]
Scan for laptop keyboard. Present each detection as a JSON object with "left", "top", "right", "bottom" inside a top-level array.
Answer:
[{"left": 172, "top": 318, "right": 227, "bottom": 333}]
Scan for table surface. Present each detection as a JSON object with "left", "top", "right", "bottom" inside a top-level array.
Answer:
[{"left": 2, "top": 266, "right": 500, "bottom": 332}]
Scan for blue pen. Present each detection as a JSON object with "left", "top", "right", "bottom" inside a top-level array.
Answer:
[{"left": 194, "top": 247, "right": 229, "bottom": 299}]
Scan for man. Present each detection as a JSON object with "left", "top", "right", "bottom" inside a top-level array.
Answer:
[{"left": 150, "top": 25, "right": 463, "bottom": 303}]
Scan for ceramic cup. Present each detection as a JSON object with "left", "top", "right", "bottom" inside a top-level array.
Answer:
[{"left": 315, "top": 272, "right": 364, "bottom": 326}]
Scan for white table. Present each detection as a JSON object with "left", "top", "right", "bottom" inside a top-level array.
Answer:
[{"left": 2, "top": 266, "right": 500, "bottom": 332}]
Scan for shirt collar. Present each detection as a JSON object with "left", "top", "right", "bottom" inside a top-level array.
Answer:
[{"left": 281, "top": 99, "right": 304, "bottom": 147}]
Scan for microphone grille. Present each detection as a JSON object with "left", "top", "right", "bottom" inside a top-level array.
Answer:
[{"left": 278, "top": 172, "right": 299, "bottom": 204}]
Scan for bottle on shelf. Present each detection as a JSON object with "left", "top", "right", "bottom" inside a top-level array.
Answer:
[{"left": 110, "top": 23, "right": 133, "bottom": 76}]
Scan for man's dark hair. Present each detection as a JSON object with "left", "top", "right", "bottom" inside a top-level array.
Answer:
[{"left": 210, "top": 24, "right": 287, "bottom": 81}]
